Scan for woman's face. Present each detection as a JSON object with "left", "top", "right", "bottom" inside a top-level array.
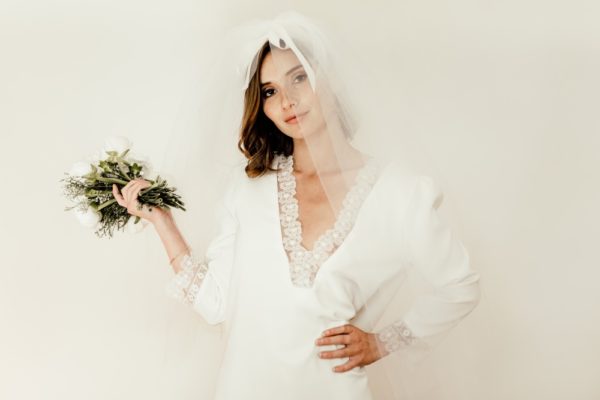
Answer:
[{"left": 259, "top": 48, "right": 325, "bottom": 140}]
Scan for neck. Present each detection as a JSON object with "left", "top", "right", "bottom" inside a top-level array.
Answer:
[{"left": 291, "top": 124, "right": 362, "bottom": 177}]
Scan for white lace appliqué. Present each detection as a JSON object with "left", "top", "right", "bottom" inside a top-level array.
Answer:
[
  {"left": 376, "top": 320, "right": 416, "bottom": 353},
  {"left": 165, "top": 250, "right": 210, "bottom": 306},
  {"left": 276, "top": 154, "right": 379, "bottom": 288}
]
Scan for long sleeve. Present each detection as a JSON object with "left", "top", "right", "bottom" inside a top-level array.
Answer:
[
  {"left": 375, "top": 175, "right": 481, "bottom": 356},
  {"left": 164, "top": 168, "right": 240, "bottom": 325}
]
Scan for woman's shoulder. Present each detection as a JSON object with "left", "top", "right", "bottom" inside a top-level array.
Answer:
[
  {"left": 230, "top": 156, "right": 280, "bottom": 181},
  {"left": 374, "top": 158, "right": 443, "bottom": 207},
  {"left": 224, "top": 159, "right": 275, "bottom": 196},
  {"left": 375, "top": 158, "right": 420, "bottom": 192},
  {"left": 382, "top": 160, "right": 444, "bottom": 208}
]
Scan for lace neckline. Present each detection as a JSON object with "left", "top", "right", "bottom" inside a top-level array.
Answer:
[{"left": 275, "top": 154, "right": 380, "bottom": 288}]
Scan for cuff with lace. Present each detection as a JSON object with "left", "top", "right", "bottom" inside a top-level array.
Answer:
[
  {"left": 165, "top": 249, "right": 210, "bottom": 307},
  {"left": 375, "top": 320, "right": 417, "bottom": 355}
]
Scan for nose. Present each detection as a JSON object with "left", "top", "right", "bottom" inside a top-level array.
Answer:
[{"left": 280, "top": 86, "right": 299, "bottom": 111}]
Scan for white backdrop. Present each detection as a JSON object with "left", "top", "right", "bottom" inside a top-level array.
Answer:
[{"left": 1, "top": 1, "right": 599, "bottom": 399}]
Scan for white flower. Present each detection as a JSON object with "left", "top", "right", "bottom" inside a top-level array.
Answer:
[
  {"left": 73, "top": 207, "right": 101, "bottom": 228},
  {"left": 104, "top": 136, "right": 132, "bottom": 154},
  {"left": 69, "top": 161, "right": 93, "bottom": 177},
  {"left": 125, "top": 217, "right": 149, "bottom": 234},
  {"left": 126, "top": 151, "right": 146, "bottom": 163},
  {"left": 89, "top": 150, "right": 106, "bottom": 163},
  {"left": 125, "top": 151, "right": 156, "bottom": 180},
  {"left": 66, "top": 195, "right": 87, "bottom": 208},
  {"left": 140, "top": 162, "right": 156, "bottom": 180}
]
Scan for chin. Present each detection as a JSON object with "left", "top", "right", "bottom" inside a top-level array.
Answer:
[
  {"left": 281, "top": 130, "right": 304, "bottom": 140},
  {"left": 289, "top": 126, "right": 318, "bottom": 140}
]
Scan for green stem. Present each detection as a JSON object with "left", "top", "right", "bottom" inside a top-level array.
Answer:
[
  {"left": 139, "top": 182, "right": 159, "bottom": 195},
  {"left": 97, "top": 198, "right": 117, "bottom": 211},
  {"left": 97, "top": 176, "right": 129, "bottom": 185}
]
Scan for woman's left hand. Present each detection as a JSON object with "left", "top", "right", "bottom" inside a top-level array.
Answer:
[{"left": 314, "top": 324, "right": 388, "bottom": 373}]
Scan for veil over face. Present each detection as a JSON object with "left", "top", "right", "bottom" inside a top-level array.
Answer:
[
  {"left": 235, "top": 11, "right": 399, "bottom": 217},
  {"left": 259, "top": 47, "right": 326, "bottom": 142},
  {"left": 161, "top": 10, "right": 457, "bottom": 399}
]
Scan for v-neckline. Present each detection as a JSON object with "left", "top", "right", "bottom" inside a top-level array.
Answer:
[{"left": 274, "top": 154, "right": 380, "bottom": 288}]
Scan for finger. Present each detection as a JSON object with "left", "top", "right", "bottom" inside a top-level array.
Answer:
[
  {"left": 130, "top": 181, "right": 144, "bottom": 197},
  {"left": 112, "top": 184, "right": 126, "bottom": 207},
  {"left": 332, "top": 358, "right": 361, "bottom": 373},
  {"left": 120, "top": 182, "right": 132, "bottom": 202},
  {"left": 319, "top": 344, "right": 360, "bottom": 359},
  {"left": 123, "top": 181, "right": 142, "bottom": 203},
  {"left": 132, "top": 180, "right": 150, "bottom": 196},
  {"left": 121, "top": 179, "right": 141, "bottom": 195},
  {"left": 321, "top": 324, "right": 353, "bottom": 337},
  {"left": 125, "top": 183, "right": 144, "bottom": 208},
  {"left": 129, "top": 185, "right": 146, "bottom": 209},
  {"left": 315, "top": 334, "right": 352, "bottom": 346},
  {"left": 137, "top": 180, "right": 152, "bottom": 195}
]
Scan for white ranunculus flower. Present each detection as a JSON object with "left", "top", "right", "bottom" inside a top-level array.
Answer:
[
  {"left": 125, "top": 217, "right": 149, "bottom": 234},
  {"left": 69, "top": 161, "right": 93, "bottom": 177},
  {"left": 127, "top": 151, "right": 150, "bottom": 166},
  {"left": 140, "top": 162, "right": 156, "bottom": 180},
  {"left": 66, "top": 195, "right": 87, "bottom": 208},
  {"left": 127, "top": 150, "right": 146, "bottom": 162},
  {"left": 89, "top": 149, "right": 106, "bottom": 163},
  {"left": 104, "top": 136, "right": 132, "bottom": 154},
  {"left": 125, "top": 151, "right": 155, "bottom": 180},
  {"left": 73, "top": 207, "right": 101, "bottom": 228}
]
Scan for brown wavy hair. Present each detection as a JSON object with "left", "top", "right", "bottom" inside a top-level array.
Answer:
[{"left": 238, "top": 41, "right": 294, "bottom": 178}]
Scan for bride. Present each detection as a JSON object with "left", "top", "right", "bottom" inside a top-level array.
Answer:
[{"left": 111, "top": 11, "right": 480, "bottom": 400}]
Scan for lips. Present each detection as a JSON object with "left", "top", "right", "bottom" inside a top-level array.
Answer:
[{"left": 285, "top": 111, "right": 308, "bottom": 123}]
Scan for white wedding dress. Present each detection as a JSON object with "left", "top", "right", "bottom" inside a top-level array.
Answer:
[{"left": 166, "top": 154, "right": 481, "bottom": 400}]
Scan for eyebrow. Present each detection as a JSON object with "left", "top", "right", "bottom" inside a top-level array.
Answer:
[{"left": 260, "top": 64, "right": 304, "bottom": 87}]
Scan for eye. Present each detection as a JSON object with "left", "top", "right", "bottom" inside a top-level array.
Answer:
[
  {"left": 293, "top": 73, "right": 307, "bottom": 84},
  {"left": 262, "top": 88, "right": 276, "bottom": 99}
]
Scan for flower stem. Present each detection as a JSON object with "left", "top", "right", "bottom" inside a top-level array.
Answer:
[
  {"left": 98, "top": 198, "right": 117, "bottom": 211},
  {"left": 97, "top": 177, "right": 129, "bottom": 185}
]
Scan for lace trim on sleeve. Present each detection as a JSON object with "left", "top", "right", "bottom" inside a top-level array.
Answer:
[
  {"left": 376, "top": 320, "right": 416, "bottom": 354},
  {"left": 165, "top": 250, "right": 210, "bottom": 307}
]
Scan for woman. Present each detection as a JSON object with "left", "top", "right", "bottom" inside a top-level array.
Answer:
[{"left": 112, "top": 11, "right": 480, "bottom": 400}]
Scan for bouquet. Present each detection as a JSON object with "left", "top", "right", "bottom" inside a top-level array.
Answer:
[{"left": 61, "top": 136, "right": 185, "bottom": 238}]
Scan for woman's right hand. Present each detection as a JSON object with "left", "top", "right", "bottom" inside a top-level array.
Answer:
[{"left": 112, "top": 179, "right": 172, "bottom": 225}]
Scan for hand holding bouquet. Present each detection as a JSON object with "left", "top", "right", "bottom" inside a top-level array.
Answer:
[{"left": 61, "top": 136, "right": 185, "bottom": 238}]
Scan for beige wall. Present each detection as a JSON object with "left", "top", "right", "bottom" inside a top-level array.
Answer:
[{"left": 1, "top": 0, "right": 598, "bottom": 399}]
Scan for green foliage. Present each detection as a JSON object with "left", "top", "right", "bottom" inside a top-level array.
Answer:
[{"left": 61, "top": 148, "right": 185, "bottom": 238}]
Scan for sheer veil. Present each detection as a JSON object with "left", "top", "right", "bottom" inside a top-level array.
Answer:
[{"left": 159, "top": 10, "right": 477, "bottom": 399}]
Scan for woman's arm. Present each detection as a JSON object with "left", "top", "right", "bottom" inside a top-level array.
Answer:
[
  {"left": 112, "top": 179, "right": 191, "bottom": 275},
  {"left": 163, "top": 168, "right": 241, "bottom": 325},
  {"left": 112, "top": 172, "right": 238, "bottom": 325},
  {"left": 375, "top": 176, "right": 481, "bottom": 357},
  {"left": 152, "top": 213, "right": 192, "bottom": 275}
]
